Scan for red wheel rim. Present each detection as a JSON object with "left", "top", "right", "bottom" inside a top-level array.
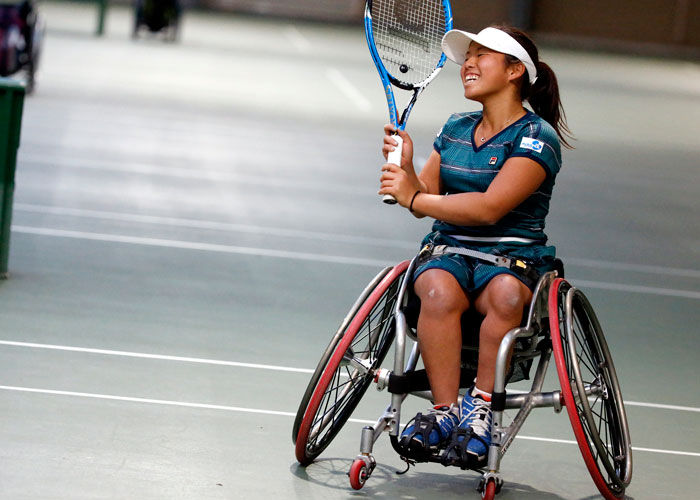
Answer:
[
  {"left": 295, "top": 261, "right": 409, "bottom": 464},
  {"left": 548, "top": 278, "right": 624, "bottom": 500}
]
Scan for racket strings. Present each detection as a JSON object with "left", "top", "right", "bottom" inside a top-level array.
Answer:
[{"left": 372, "top": 0, "right": 446, "bottom": 85}]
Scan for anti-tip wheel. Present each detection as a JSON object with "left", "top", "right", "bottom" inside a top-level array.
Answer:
[
  {"left": 481, "top": 478, "right": 497, "bottom": 500},
  {"left": 349, "top": 459, "right": 368, "bottom": 490}
]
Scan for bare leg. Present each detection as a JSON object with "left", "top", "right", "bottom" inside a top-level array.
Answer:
[
  {"left": 414, "top": 269, "right": 470, "bottom": 407},
  {"left": 473, "top": 274, "right": 533, "bottom": 393}
]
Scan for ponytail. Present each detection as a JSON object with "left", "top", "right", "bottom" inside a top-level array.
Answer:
[{"left": 496, "top": 25, "right": 574, "bottom": 149}]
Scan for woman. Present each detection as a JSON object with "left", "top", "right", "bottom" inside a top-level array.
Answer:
[{"left": 379, "top": 25, "right": 572, "bottom": 467}]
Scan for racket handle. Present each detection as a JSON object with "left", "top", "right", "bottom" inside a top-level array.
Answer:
[{"left": 383, "top": 135, "right": 403, "bottom": 205}]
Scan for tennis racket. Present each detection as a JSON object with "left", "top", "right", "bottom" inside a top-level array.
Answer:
[{"left": 364, "top": 0, "right": 453, "bottom": 204}]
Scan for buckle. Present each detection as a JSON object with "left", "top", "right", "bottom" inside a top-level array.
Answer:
[{"left": 432, "top": 245, "right": 449, "bottom": 256}]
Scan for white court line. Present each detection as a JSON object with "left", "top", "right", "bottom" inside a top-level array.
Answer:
[
  {"left": 11, "top": 225, "right": 700, "bottom": 300},
  {"left": 563, "top": 257, "right": 700, "bottom": 279},
  {"left": 14, "top": 204, "right": 700, "bottom": 278},
  {"left": 505, "top": 388, "right": 700, "bottom": 413},
  {"left": 2, "top": 340, "right": 700, "bottom": 414},
  {"left": 13, "top": 203, "right": 417, "bottom": 250},
  {"left": 573, "top": 279, "right": 700, "bottom": 300},
  {"left": 18, "top": 155, "right": 367, "bottom": 197},
  {"left": 10, "top": 225, "right": 394, "bottom": 268},
  {"left": 0, "top": 340, "right": 314, "bottom": 374},
  {"left": 1, "top": 385, "right": 698, "bottom": 458},
  {"left": 325, "top": 67, "right": 372, "bottom": 112}
]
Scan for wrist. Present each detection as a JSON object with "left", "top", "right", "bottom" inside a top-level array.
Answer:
[{"left": 409, "top": 190, "right": 421, "bottom": 213}]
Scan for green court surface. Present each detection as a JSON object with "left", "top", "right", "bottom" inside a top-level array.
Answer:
[{"left": 0, "top": 3, "right": 698, "bottom": 499}]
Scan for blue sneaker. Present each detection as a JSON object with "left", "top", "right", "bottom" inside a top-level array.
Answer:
[
  {"left": 442, "top": 389, "right": 492, "bottom": 467},
  {"left": 398, "top": 405, "right": 459, "bottom": 460}
]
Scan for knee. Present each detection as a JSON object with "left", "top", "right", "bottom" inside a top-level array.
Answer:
[
  {"left": 415, "top": 276, "right": 467, "bottom": 318},
  {"left": 483, "top": 274, "right": 529, "bottom": 320}
]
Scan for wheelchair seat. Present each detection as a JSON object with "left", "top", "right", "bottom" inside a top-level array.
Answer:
[{"left": 400, "top": 257, "right": 566, "bottom": 389}]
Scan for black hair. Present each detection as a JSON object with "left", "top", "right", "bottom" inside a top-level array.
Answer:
[{"left": 496, "top": 25, "right": 574, "bottom": 149}]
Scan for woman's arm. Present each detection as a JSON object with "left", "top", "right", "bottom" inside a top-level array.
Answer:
[
  {"left": 380, "top": 156, "right": 546, "bottom": 225},
  {"left": 380, "top": 126, "right": 441, "bottom": 217}
]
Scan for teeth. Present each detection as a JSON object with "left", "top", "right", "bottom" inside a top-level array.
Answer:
[{"left": 465, "top": 75, "right": 479, "bottom": 82}]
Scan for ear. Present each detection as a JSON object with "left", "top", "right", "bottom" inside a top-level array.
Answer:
[{"left": 507, "top": 61, "right": 526, "bottom": 82}]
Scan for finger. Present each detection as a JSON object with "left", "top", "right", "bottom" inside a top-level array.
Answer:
[
  {"left": 380, "top": 170, "right": 397, "bottom": 182},
  {"left": 395, "top": 128, "right": 411, "bottom": 144},
  {"left": 383, "top": 136, "right": 399, "bottom": 148},
  {"left": 381, "top": 163, "right": 400, "bottom": 173},
  {"left": 378, "top": 184, "right": 395, "bottom": 195},
  {"left": 383, "top": 123, "right": 397, "bottom": 135}
]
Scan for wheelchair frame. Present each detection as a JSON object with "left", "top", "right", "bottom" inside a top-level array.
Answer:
[
  {"left": 293, "top": 250, "right": 633, "bottom": 499},
  {"left": 132, "top": 0, "right": 181, "bottom": 42}
]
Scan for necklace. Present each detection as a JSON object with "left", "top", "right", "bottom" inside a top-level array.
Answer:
[{"left": 478, "top": 109, "right": 525, "bottom": 142}]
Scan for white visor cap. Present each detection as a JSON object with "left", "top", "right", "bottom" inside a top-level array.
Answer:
[{"left": 442, "top": 27, "right": 538, "bottom": 84}]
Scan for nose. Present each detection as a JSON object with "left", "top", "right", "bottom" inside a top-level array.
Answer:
[{"left": 463, "top": 54, "right": 477, "bottom": 69}]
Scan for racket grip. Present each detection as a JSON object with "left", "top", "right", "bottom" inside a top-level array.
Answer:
[{"left": 383, "top": 135, "right": 403, "bottom": 205}]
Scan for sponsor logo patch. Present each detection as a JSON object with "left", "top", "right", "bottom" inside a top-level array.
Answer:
[
  {"left": 488, "top": 156, "right": 498, "bottom": 165},
  {"left": 520, "top": 137, "right": 544, "bottom": 153}
]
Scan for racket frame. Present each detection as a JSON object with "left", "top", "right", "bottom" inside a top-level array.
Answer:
[
  {"left": 364, "top": 0, "right": 453, "bottom": 204},
  {"left": 364, "top": 0, "right": 453, "bottom": 131}
]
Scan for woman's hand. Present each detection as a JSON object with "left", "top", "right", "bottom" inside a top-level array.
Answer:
[
  {"left": 379, "top": 125, "right": 421, "bottom": 207},
  {"left": 379, "top": 163, "right": 422, "bottom": 208},
  {"left": 382, "top": 124, "right": 414, "bottom": 168}
]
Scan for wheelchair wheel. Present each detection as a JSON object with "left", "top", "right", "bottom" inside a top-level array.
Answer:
[
  {"left": 549, "top": 278, "right": 632, "bottom": 500},
  {"left": 349, "top": 459, "right": 368, "bottom": 490},
  {"left": 481, "top": 479, "right": 496, "bottom": 500},
  {"left": 293, "top": 260, "right": 409, "bottom": 465},
  {"left": 291, "top": 264, "right": 393, "bottom": 444}
]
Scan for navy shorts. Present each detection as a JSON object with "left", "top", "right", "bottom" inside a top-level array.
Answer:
[{"left": 413, "top": 232, "right": 556, "bottom": 294}]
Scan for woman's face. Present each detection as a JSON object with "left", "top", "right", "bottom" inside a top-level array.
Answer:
[{"left": 460, "top": 42, "right": 513, "bottom": 101}]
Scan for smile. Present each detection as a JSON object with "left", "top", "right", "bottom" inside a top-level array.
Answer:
[{"left": 464, "top": 74, "right": 480, "bottom": 84}]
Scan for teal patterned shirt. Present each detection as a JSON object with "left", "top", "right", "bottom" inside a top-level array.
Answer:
[{"left": 431, "top": 110, "right": 562, "bottom": 245}]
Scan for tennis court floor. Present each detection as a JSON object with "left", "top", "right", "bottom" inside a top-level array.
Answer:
[{"left": 1, "top": 3, "right": 698, "bottom": 499}]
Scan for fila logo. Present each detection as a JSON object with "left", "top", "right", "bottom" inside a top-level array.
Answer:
[
  {"left": 488, "top": 156, "right": 498, "bottom": 165},
  {"left": 520, "top": 137, "right": 544, "bottom": 153}
]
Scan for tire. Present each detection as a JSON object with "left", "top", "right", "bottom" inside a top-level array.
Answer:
[
  {"left": 481, "top": 479, "right": 497, "bottom": 500},
  {"left": 292, "top": 265, "right": 392, "bottom": 443},
  {"left": 293, "top": 261, "right": 409, "bottom": 465},
  {"left": 348, "top": 459, "right": 368, "bottom": 490},
  {"left": 549, "top": 278, "right": 632, "bottom": 499}
]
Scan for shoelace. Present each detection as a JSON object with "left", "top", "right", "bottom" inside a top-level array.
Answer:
[
  {"left": 429, "top": 404, "right": 459, "bottom": 434},
  {"left": 460, "top": 399, "right": 492, "bottom": 438}
]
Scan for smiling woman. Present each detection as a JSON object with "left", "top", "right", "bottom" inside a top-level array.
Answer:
[{"left": 378, "top": 24, "right": 575, "bottom": 467}]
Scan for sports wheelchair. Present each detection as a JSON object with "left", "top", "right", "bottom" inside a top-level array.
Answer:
[
  {"left": 292, "top": 246, "right": 633, "bottom": 499},
  {"left": 0, "top": 0, "right": 44, "bottom": 93},
  {"left": 132, "top": 0, "right": 181, "bottom": 42}
]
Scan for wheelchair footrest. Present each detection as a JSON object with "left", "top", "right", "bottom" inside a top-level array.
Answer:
[{"left": 389, "top": 435, "right": 487, "bottom": 471}]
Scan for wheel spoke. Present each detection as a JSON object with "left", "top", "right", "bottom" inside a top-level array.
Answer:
[
  {"left": 299, "top": 268, "right": 405, "bottom": 460},
  {"left": 572, "top": 321, "right": 597, "bottom": 374},
  {"left": 552, "top": 283, "right": 631, "bottom": 493}
]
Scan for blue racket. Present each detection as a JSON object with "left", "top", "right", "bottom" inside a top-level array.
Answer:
[{"left": 364, "top": 0, "right": 453, "bottom": 204}]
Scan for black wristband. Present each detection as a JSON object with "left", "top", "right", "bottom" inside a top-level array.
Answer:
[{"left": 409, "top": 190, "right": 421, "bottom": 213}]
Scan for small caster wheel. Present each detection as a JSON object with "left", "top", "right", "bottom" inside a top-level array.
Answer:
[
  {"left": 349, "top": 459, "right": 368, "bottom": 490},
  {"left": 482, "top": 478, "right": 497, "bottom": 500}
]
